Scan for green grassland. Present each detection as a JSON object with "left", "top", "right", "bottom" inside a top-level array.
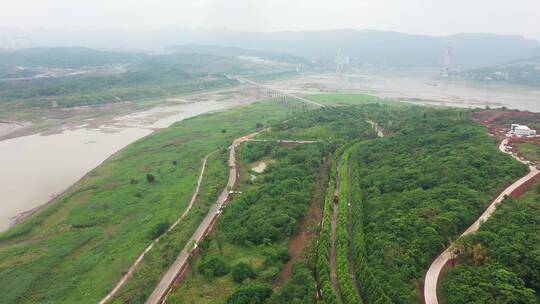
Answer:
[
  {"left": 307, "top": 93, "right": 393, "bottom": 106},
  {"left": 0, "top": 101, "right": 294, "bottom": 304},
  {"left": 111, "top": 150, "right": 229, "bottom": 304}
]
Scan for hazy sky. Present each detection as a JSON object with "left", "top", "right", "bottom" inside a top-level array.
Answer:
[{"left": 2, "top": 0, "right": 540, "bottom": 39}]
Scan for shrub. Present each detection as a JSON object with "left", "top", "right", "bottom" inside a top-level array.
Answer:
[
  {"left": 232, "top": 262, "right": 257, "bottom": 283},
  {"left": 226, "top": 284, "right": 272, "bottom": 304},
  {"left": 146, "top": 173, "right": 155, "bottom": 182},
  {"left": 198, "top": 255, "right": 230, "bottom": 278},
  {"left": 148, "top": 222, "right": 169, "bottom": 239}
]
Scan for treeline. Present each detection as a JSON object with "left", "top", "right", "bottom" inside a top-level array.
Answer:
[
  {"left": 440, "top": 183, "right": 540, "bottom": 303},
  {"left": 316, "top": 152, "right": 340, "bottom": 304},
  {"left": 349, "top": 112, "right": 527, "bottom": 303},
  {"left": 266, "top": 106, "right": 377, "bottom": 142},
  {"left": 0, "top": 48, "right": 289, "bottom": 109},
  {"left": 335, "top": 150, "right": 363, "bottom": 304},
  {"left": 220, "top": 144, "right": 323, "bottom": 245},
  {"left": 0, "top": 70, "right": 236, "bottom": 108},
  {"left": 349, "top": 145, "right": 392, "bottom": 304}
]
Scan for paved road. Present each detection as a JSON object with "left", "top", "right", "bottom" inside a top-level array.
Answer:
[
  {"left": 99, "top": 153, "right": 213, "bottom": 304},
  {"left": 423, "top": 138, "right": 540, "bottom": 304},
  {"left": 144, "top": 131, "right": 262, "bottom": 304}
]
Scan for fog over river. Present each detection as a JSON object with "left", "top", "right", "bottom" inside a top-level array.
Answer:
[{"left": 0, "top": 100, "right": 240, "bottom": 231}]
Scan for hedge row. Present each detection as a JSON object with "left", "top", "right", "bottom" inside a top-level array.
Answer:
[
  {"left": 317, "top": 153, "right": 340, "bottom": 304},
  {"left": 336, "top": 150, "right": 364, "bottom": 304},
  {"left": 349, "top": 147, "right": 392, "bottom": 304}
]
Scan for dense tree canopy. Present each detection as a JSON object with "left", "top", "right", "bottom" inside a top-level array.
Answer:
[
  {"left": 441, "top": 183, "right": 540, "bottom": 302},
  {"left": 349, "top": 114, "right": 527, "bottom": 303}
]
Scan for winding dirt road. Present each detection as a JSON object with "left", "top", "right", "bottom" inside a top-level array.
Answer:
[
  {"left": 98, "top": 152, "right": 214, "bottom": 304},
  {"left": 423, "top": 138, "right": 540, "bottom": 304}
]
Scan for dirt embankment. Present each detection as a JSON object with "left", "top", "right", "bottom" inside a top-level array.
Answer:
[
  {"left": 474, "top": 110, "right": 540, "bottom": 164},
  {"left": 274, "top": 157, "right": 329, "bottom": 289}
]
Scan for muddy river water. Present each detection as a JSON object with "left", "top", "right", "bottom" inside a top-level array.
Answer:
[{"left": 0, "top": 100, "right": 241, "bottom": 231}]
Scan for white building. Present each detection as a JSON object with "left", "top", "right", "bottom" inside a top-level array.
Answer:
[{"left": 511, "top": 124, "right": 537, "bottom": 136}]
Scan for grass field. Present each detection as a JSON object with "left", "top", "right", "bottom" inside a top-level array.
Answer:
[
  {"left": 0, "top": 101, "right": 294, "bottom": 304},
  {"left": 307, "top": 93, "right": 395, "bottom": 106},
  {"left": 111, "top": 150, "right": 229, "bottom": 304}
]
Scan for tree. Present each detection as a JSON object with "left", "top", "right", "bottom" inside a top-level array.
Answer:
[
  {"left": 148, "top": 222, "right": 169, "bottom": 239},
  {"left": 198, "top": 255, "right": 230, "bottom": 278},
  {"left": 232, "top": 262, "right": 257, "bottom": 283},
  {"left": 226, "top": 284, "right": 272, "bottom": 304},
  {"left": 199, "top": 238, "right": 211, "bottom": 259}
]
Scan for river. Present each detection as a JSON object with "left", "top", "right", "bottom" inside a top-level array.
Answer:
[
  {"left": 0, "top": 100, "right": 242, "bottom": 232},
  {"left": 292, "top": 71, "right": 540, "bottom": 112}
]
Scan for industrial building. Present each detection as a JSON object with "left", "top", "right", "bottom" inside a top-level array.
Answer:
[{"left": 511, "top": 124, "right": 537, "bottom": 136}]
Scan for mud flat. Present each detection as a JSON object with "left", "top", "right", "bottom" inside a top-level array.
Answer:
[
  {"left": 0, "top": 99, "right": 244, "bottom": 232},
  {"left": 271, "top": 72, "right": 540, "bottom": 112},
  {"left": 0, "top": 121, "right": 27, "bottom": 138}
]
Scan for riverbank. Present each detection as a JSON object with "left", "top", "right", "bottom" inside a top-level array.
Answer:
[
  {"left": 0, "top": 100, "right": 240, "bottom": 231},
  {"left": 0, "top": 101, "right": 294, "bottom": 304},
  {"left": 0, "top": 85, "right": 270, "bottom": 232}
]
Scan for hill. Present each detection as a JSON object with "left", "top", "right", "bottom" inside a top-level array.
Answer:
[
  {"left": 2, "top": 29, "right": 538, "bottom": 68},
  {"left": 164, "top": 44, "right": 309, "bottom": 65},
  {"left": 461, "top": 56, "right": 540, "bottom": 87}
]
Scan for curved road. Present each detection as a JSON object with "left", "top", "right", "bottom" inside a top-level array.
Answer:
[
  {"left": 423, "top": 138, "right": 539, "bottom": 304},
  {"left": 99, "top": 152, "right": 214, "bottom": 304}
]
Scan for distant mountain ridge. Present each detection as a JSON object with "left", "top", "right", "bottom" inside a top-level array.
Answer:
[
  {"left": 164, "top": 45, "right": 308, "bottom": 65},
  {"left": 1, "top": 28, "right": 538, "bottom": 68},
  {"left": 195, "top": 30, "right": 539, "bottom": 67}
]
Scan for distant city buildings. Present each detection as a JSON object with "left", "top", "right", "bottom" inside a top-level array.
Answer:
[{"left": 510, "top": 124, "right": 537, "bottom": 136}]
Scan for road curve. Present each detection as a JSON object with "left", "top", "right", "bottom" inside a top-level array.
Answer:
[
  {"left": 423, "top": 138, "right": 540, "bottom": 304},
  {"left": 144, "top": 130, "right": 263, "bottom": 304},
  {"left": 98, "top": 153, "right": 214, "bottom": 304}
]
